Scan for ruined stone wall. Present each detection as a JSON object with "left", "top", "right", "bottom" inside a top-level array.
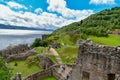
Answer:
[
  {"left": 71, "top": 40, "right": 120, "bottom": 80},
  {"left": 7, "top": 49, "right": 37, "bottom": 62},
  {"left": 22, "top": 64, "right": 74, "bottom": 80},
  {"left": 37, "top": 55, "right": 55, "bottom": 69},
  {"left": 23, "top": 69, "right": 52, "bottom": 80},
  {"left": 23, "top": 64, "right": 61, "bottom": 80},
  {"left": 0, "top": 44, "right": 30, "bottom": 58}
]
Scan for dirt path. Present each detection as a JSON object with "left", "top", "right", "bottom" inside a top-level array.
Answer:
[{"left": 49, "top": 48, "right": 62, "bottom": 64}]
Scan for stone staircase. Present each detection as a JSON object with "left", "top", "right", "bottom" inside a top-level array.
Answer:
[{"left": 56, "top": 65, "right": 72, "bottom": 80}]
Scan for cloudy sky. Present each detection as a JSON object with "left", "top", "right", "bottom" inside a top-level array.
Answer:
[{"left": 0, "top": 0, "right": 119, "bottom": 29}]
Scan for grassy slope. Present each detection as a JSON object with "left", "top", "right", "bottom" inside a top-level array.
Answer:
[
  {"left": 56, "top": 46, "right": 78, "bottom": 64},
  {"left": 9, "top": 61, "right": 40, "bottom": 77},
  {"left": 47, "top": 33, "right": 74, "bottom": 46},
  {"left": 53, "top": 7, "right": 120, "bottom": 36},
  {"left": 49, "top": 32, "right": 120, "bottom": 46},
  {"left": 45, "top": 34, "right": 120, "bottom": 64},
  {"left": 89, "top": 34, "right": 120, "bottom": 46},
  {"left": 35, "top": 47, "right": 48, "bottom": 54},
  {"left": 60, "top": 33, "right": 74, "bottom": 45}
]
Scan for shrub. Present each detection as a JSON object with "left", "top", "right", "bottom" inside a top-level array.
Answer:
[
  {"left": 69, "top": 33, "right": 81, "bottom": 43},
  {"left": 0, "top": 57, "right": 12, "bottom": 80},
  {"left": 25, "top": 56, "right": 39, "bottom": 67},
  {"left": 81, "top": 33, "right": 88, "bottom": 40},
  {"left": 30, "top": 38, "right": 48, "bottom": 48}
]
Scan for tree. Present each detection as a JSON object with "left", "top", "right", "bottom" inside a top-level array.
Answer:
[
  {"left": 0, "top": 57, "right": 12, "bottom": 80},
  {"left": 30, "top": 38, "right": 48, "bottom": 48}
]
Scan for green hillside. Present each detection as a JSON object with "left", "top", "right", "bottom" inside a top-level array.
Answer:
[
  {"left": 52, "top": 7, "right": 120, "bottom": 37},
  {"left": 45, "top": 7, "right": 120, "bottom": 46}
]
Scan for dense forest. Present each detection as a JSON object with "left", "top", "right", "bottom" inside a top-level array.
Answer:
[{"left": 53, "top": 7, "right": 120, "bottom": 37}]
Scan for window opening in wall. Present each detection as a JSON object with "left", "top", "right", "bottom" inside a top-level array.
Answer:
[
  {"left": 108, "top": 74, "right": 115, "bottom": 80},
  {"left": 82, "top": 71, "right": 90, "bottom": 80}
]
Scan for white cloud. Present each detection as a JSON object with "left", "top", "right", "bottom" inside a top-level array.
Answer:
[
  {"left": 7, "top": 1, "right": 27, "bottom": 9},
  {"left": 47, "top": 0, "right": 93, "bottom": 19},
  {"left": 34, "top": 8, "right": 43, "bottom": 14},
  {"left": 47, "top": 0, "right": 66, "bottom": 12},
  {"left": 0, "top": 4, "right": 65, "bottom": 29},
  {"left": 0, "top": 0, "right": 94, "bottom": 29},
  {"left": 89, "top": 0, "right": 115, "bottom": 5}
]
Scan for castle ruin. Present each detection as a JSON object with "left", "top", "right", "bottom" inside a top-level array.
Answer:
[
  {"left": 12, "top": 40, "right": 120, "bottom": 80},
  {"left": 70, "top": 40, "right": 120, "bottom": 80}
]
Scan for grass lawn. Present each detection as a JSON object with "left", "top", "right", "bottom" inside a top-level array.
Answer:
[
  {"left": 41, "top": 76, "right": 57, "bottom": 80},
  {"left": 47, "top": 33, "right": 75, "bottom": 46},
  {"left": 9, "top": 61, "right": 40, "bottom": 77},
  {"left": 89, "top": 34, "right": 120, "bottom": 46},
  {"left": 35, "top": 47, "right": 48, "bottom": 54},
  {"left": 56, "top": 46, "right": 78, "bottom": 64}
]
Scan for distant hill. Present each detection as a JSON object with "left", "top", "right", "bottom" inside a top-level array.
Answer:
[
  {"left": 53, "top": 7, "right": 120, "bottom": 37},
  {"left": 0, "top": 24, "right": 55, "bottom": 31}
]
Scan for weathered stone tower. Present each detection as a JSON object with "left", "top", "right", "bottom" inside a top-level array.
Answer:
[{"left": 70, "top": 40, "right": 120, "bottom": 80}]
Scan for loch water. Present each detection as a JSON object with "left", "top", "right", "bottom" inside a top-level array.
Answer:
[{"left": 0, "top": 29, "right": 52, "bottom": 50}]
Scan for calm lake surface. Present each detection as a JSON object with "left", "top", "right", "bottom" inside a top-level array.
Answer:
[{"left": 0, "top": 29, "right": 52, "bottom": 50}]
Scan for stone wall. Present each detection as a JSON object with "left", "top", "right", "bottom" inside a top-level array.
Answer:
[
  {"left": 22, "top": 64, "right": 74, "bottom": 80},
  {"left": 70, "top": 40, "right": 120, "bottom": 80},
  {"left": 12, "top": 40, "right": 120, "bottom": 80},
  {"left": 7, "top": 49, "right": 37, "bottom": 62},
  {"left": 37, "top": 55, "right": 55, "bottom": 69},
  {"left": 23, "top": 64, "right": 61, "bottom": 80},
  {"left": 23, "top": 68, "right": 52, "bottom": 80},
  {"left": 0, "top": 44, "right": 30, "bottom": 59}
]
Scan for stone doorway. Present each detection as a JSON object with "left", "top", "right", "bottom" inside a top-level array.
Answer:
[
  {"left": 108, "top": 74, "right": 115, "bottom": 80},
  {"left": 82, "top": 71, "right": 90, "bottom": 80}
]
